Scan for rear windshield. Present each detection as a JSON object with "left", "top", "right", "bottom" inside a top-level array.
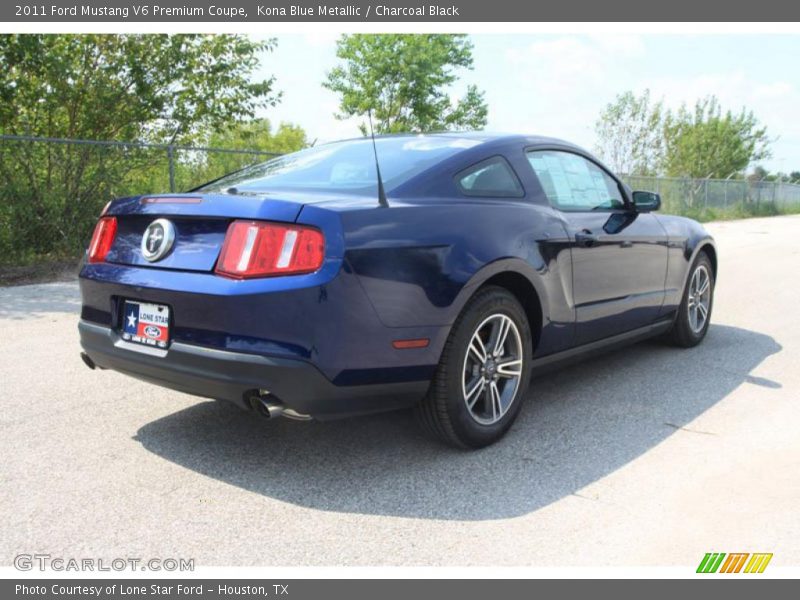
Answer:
[{"left": 198, "top": 136, "right": 481, "bottom": 195}]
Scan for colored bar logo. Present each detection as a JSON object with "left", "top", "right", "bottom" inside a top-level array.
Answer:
[{"left": 697, "top": 552, "right": 773, "bottom": 573}]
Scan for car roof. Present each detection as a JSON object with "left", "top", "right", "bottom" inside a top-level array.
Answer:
[{"left": 330, "top": 131, "right": 586, "bottom": 151}]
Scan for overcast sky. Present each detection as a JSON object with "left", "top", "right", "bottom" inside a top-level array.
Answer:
[{"left": 255, "top": 34, "right": 800, "bottom": 172}]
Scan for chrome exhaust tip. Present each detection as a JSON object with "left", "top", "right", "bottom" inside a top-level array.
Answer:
[
  {"left": 248, "top": 390, "right": 311, "bottom": 421},
  {"left": 258, "top": 397, "right": 285, "bottom": 419},
  {"left": 281, "top": 408, "right": 313, "bottom": 421},
  {"left": 249, "top": 391, "right": 284, "bottom": 419},
  {"left": 80, "top": 352, "right": 96, "bottom": 370}
]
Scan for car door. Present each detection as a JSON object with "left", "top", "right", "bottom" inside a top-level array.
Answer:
[{"left": 526, "top": 149, "right": 668, "bottom": 346}]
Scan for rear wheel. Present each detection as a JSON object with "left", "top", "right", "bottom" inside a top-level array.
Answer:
[
  {"left": 416, "top": 286, "right": 533, "bottom": 449},
  {"left": 667, "top": 252, "right": 714, "bottom": 347}
]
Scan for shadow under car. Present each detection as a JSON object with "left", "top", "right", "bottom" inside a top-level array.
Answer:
[{"left": 134, "top": 324, "right": 781, "bottom": 521}]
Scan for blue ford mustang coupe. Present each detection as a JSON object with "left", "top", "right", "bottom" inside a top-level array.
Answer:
[{"left": 79, "top": 133, "right": 717, "bottom": 448}]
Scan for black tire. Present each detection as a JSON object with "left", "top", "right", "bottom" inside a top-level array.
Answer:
[
  {"left": 415, "top": 286, "right": 533, "bottom": 449},
  {"left": 667, "top": 251, "right": 715, "bottom": 347}
]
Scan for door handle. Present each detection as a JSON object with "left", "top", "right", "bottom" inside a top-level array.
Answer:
[{"left": 575, "top": 229, "right": 597, "bottom": 247}]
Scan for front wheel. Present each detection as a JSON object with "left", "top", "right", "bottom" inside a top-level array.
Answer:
[
  {"left": 415, "top": 286, "right": 533, "bottom": 449},
  {"left": 667, "top": 252, "right": 715, "bottom": 347}
]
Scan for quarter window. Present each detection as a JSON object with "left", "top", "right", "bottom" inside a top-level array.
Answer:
[
  {"left": 456, "top": 156, "right": 524, "bottom": 198},
  {"left": 526, "top": 150, "right": 625, "bottom": 211}
]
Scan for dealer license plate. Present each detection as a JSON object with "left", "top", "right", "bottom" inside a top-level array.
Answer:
[{"left": 121, "top": 300, "right": 171, "bottom": 349}]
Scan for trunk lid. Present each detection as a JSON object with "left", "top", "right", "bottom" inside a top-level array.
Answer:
[{"left": 104, "top": 193, "right": 305, "bottom": 272}]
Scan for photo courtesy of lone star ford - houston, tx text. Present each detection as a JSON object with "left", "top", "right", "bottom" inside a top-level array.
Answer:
[{"left": 1, "top": 0, "right": 799, "bottom": 597}]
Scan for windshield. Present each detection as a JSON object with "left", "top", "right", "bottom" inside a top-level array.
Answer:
[{"left": 199, "top": 135, "right": 482, "bottom": 195}]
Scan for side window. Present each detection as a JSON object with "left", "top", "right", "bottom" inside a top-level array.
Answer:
[
  {"left": 456, "top": 156, "right": 524, "bottom": 198},
  {"left": 526, "top": 150, "right": 625, "bottom": 211}
]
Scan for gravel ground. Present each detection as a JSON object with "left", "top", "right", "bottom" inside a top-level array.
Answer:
[{"left": 1, "top": 215, "right": 798, "bottom": 567}]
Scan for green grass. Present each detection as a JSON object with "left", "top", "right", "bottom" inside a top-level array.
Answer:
[{"left": 663, "top": 201, "right": 800, "bottom": 223}]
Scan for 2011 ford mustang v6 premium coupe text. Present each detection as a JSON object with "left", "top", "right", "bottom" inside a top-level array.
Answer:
[{"left": 78, "top": 133, "right": 717, "bottom": 448}]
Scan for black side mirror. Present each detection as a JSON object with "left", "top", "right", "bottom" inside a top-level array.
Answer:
[{"left": 632, "top": 190, "right": 661, "bottom": 212}]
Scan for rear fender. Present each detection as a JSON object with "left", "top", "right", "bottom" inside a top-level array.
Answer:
[
  {"left": 451, "top": 258, "right": 548, "bottom": 328},
  {"left": 448, "top": 258, "right": 572, "bottom": 358}
]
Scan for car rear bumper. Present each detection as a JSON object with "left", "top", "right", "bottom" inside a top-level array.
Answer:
[{"left": 78, "top": 320, "right": 428, "bottom": 419}]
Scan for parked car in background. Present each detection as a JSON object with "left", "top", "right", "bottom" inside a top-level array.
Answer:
[{"left": 78, "top": 133, "right": 716, "bottom": 448}]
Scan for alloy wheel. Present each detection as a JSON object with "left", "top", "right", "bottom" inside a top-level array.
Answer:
[
  {"left": 461, "top": 313, "right": 524, "bottom": 425},
  {"left": 687, "top": 264, "right": 712, "bottom": 333}
]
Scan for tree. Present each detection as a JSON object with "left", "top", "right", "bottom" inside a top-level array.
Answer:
[
  {"left": 594, "top": 90, "right": 664, "bottom": 175},
  {"left": 0, "top": 34, "right": 279, "bottom": 143},
  {"left": 323, "top": 34, "right": 487, "bottom": 134},
  {"left": 749, "top": 165, "right": 769, "bottom": 182},
  {"left": 0, "top": 34, "right": 280, "bottom": 261},
  {"left": 190, "top": 119, "right": 308, "bottom": 185},
  {"left": 206, "top": 119, "right": 307, "bottom": 157},
  {"left": 662, "top": 96, "right": 771, "bottom": 179}
]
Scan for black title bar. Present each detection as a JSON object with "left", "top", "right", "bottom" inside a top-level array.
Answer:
[{"left": 3, "top": 0, "right": 800, "bottom": 22}]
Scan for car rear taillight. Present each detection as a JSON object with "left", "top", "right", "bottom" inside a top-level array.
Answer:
[
  {"left": 87, "top": 216, "right": 117, "bottom": 263},
  {"left": 215, "top": 220, "right": 325, "bottom": 279}
]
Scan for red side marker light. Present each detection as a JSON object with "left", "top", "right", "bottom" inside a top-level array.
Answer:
[{"left": 392, "top": 339, "right": 430, "bottom": 349}]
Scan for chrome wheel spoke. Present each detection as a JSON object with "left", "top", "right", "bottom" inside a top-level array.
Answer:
[
  {"left": 697, "top": 302, "right": 708, "bottom": 319},
  {"left": 491, "top": 317, "right": 512, "bottom": 355},
  {"left": 468, "top": 335, "right": 487, "bottom": 364},
  {"left": 698, "top": 276, "right": 710, "bottom": 296},
  {"left": 496, "top": 358, "right": 522, "bottom": 378},
  {"left": 489, "top": 381, "right": 501, "bottom": 421},
  {"left": 465, "top": 377, "right": 485, "bottom": 409}
]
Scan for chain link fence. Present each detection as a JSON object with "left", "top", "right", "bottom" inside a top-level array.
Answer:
[
  {"left": 622, "top": 174, "right": 800, "bottom": 215},
  {"left": 2, "top": 134, "right": 800, "bottom": 265},
  {"left": 0, "top": 134, "right": 279, "bottom": 263}
]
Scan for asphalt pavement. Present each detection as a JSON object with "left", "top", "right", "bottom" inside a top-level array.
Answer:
[{"left": 1, "top": 215, "right": 798, "bottom": 567}]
